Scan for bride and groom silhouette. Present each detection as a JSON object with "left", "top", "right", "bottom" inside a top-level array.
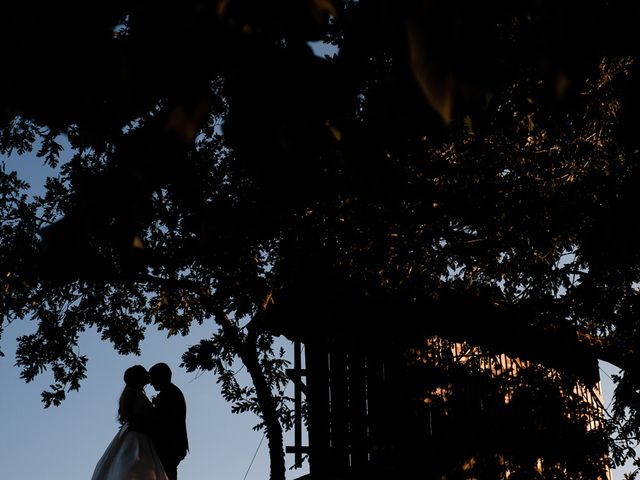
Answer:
[{"left": 91, "top": 363, "right": 189, "bottom": 480}]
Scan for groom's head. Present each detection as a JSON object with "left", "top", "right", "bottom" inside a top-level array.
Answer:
[{"left": 149, "top": 362, "right": 172, "bottom": 391}]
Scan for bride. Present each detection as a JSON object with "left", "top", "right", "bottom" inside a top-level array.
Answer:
[{"left": 91, "top": 365, "right": 168, "bottom": 480}]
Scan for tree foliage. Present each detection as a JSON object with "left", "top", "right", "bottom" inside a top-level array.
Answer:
[{"left": 2, "top": 1, "right": 640, "bottom": 478}]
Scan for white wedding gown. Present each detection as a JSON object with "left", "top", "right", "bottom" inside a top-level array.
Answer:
[{"left": 91, "top": 393, "right": 168, "bottom": 480}]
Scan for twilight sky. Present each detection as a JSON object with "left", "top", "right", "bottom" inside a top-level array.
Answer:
[
  {"left": 0, "top": 120, "right": 632, "bottom": 479},
  {"left": 0, "top": 148, "right": 308, "bottom": 480}
]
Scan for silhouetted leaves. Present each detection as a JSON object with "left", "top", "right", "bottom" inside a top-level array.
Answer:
[{"left": 2, "top": 1, "right": 640, "bottom": 477}]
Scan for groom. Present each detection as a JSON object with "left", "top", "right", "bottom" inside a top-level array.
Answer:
[{"left": 149, "top": 362, "right": 189, "bottom": 480}]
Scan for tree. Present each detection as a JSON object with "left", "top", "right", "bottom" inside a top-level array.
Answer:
[{"left": 2, "top": 1, "right": 640, "bottom": 478}]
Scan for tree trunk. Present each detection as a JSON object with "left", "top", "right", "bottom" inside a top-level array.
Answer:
[
  {"left": 243, "top": 333, "right": 286, "bottom": 480},
  {"left": 217, "top": 312, "right": 286, "bottom": 480}
]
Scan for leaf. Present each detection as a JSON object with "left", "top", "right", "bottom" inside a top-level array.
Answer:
[
  {"left": 406, "top": 16, "right": 454, "bottom": 125},
  {"left": 308, "top": 0, "right": 337, "bottom": 28}
]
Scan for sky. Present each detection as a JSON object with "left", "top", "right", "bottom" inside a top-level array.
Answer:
[
  {"left": 1, "top": 149, "right": 634, "bottom": 480},
  {"left": 0, "top": 148, "right": 309, "bottom": 480},
  {"left": 1, "top": 39, "right": 332, "bottom": 480},
  {"left": 0, "top": 45, "right": 636, "bottom": 475}
]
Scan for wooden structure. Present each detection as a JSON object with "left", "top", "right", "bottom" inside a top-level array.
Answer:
[{"left": 285, "top": 337, "right": 611, "bottom": 480}]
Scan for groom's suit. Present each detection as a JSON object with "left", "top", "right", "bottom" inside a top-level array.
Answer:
[{"left": 152, "top": 383, "right": 189, "bottom": 480}]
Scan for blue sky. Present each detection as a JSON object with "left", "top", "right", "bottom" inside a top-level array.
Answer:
[
  {"left": 0, "top": 138, "right": 633, "bottom": 479},
  {"left": 0, "top": 318, "right": 300, "bottom": 480},
  {"left": 0, "top": 35, "right": 332, "bottom": 480},
  {"left": 0, "top": 148, "right": 308, "bottom": 480}
]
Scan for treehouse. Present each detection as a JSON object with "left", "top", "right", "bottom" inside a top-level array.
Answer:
[
  {"left": 284, "top": 338, "right": 611, "bottom": 480},
  {"left": 267, "top": 275, "right": 613, "bottom": 479}
]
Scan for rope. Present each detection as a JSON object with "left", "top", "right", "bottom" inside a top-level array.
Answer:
[
  {"left": 599, "top": 365, "right": 617, "bottom": 412},
  {"left": 242, "top": 433, "right": 266, "bottom": 480}
]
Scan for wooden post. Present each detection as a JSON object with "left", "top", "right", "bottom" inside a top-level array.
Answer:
[
  {"left": 305, "top": 343, "right": 331, "bottom": 479},
  {"left": 348, "top": 350, "right": 369, "bottom": 471},
  {"left": 328, "top": 349, "right": 350, "bottom": 473}
]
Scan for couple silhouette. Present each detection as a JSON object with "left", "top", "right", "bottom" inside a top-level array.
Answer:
[{"left": 91, "top": 363, "right": 189, "bottom": 480}]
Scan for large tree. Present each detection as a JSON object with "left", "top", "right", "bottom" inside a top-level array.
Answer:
[{"left": 2, "top": 1, "right": 640, "bottom": 478}]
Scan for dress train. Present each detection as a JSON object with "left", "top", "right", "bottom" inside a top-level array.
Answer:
[{"left": 91, "top": 424, "right": 168, "bottom": 480}]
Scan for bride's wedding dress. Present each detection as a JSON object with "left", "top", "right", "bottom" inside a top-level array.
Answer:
[{"left": 91, "top": 392, "right": 168, "bottom": 480}]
